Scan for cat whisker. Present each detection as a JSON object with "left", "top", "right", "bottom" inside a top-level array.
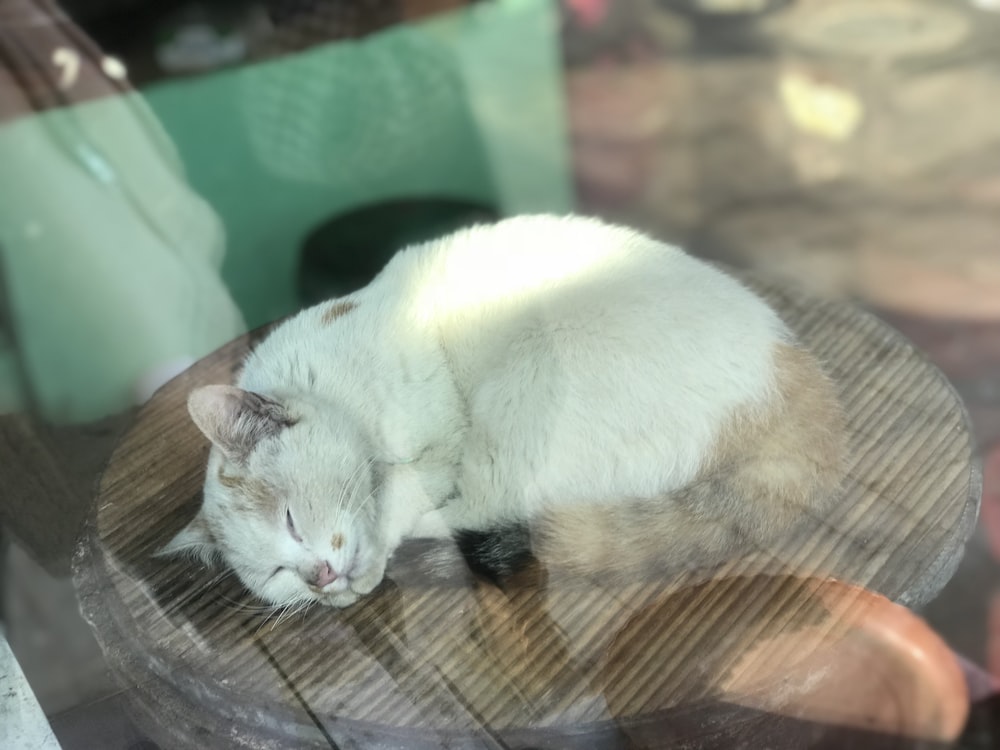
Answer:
[
  {"left": 267, "top": 603, "right": 292, "bottom": 632},
  {"left": 159, "top": 564, "right": 244, "bottom": 615},
  {"left": 289, "top": 599, "right": 314, "bottom": 623},
  {"left": 230, "top": 609, "right": 275, "bottom": 621},
  {"left": 336, "top": 456, "right": 375, "bottom": 513},
  {"left": 253, "top": 609, "right": 280, "bottom": 636},
  {"left": 208, "top": 568, "right": 242, "bottom": 590},
  {"left": 159, "top": 572, "right": 240, "bottom": 617},
  {"left": 344, "top": 456, "right": 382, "bottom": 517},
  {"left": 338, "top": 482, "right": 381, "bottom": 529},
  {"left": 272, "top": 597, "right": 314, "bottom": 629},
  {"left": 217, "top": 593, "right": 276, "bottom": 613}
]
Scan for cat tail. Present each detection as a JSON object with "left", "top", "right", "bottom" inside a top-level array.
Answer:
[
  {"left": 530, "top": 484, "right": 794, "bottom": 584},
  {"left": 535, "top": 342, "right": 847, "bottom": 583}
]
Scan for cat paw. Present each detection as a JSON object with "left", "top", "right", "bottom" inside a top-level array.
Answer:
[
  {"left": 347, "top": 553, "right": 388, "bottom": 596},
  {"left": 350, "top": 567, "right": 385, "bottom": 596}
]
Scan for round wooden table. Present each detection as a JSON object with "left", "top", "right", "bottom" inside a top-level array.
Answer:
[{"left": 74, "top": 273, "right": 980, "bottom": 749}]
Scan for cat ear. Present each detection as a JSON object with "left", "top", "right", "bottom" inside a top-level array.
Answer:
[
  {"left": 187, "top": 385, "right": 295, "bottom": 463},
  {"left": 156, "top": 512, "right": 218, "bottom": 565}
]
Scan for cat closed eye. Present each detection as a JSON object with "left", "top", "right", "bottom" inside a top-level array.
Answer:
[{"left": 286, "top": 510, "right": 302, "bottom": 543}]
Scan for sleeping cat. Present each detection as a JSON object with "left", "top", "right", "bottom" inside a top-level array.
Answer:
[{"left": 161, "top": 215, "right": 845, "bottom": 609}]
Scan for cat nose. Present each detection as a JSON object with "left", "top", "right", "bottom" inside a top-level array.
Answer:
[{"left": 309, "top": 561, "right": 338, "bottom": 588}]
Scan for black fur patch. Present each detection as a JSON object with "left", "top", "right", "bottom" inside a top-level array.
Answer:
[{"left": 453, "top": 523, "right": 536, "bottom": 583}]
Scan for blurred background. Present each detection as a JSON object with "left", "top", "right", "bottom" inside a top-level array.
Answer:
[{"left": 1, "top": 0, "right": 999, "bottom": 746}]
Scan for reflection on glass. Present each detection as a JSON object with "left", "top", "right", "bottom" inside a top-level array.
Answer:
[{"left": 0, "top": 0, "right": 995, "bottom": 747}]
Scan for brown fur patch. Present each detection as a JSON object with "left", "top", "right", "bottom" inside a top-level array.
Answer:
[
  {"left": 331, "top": 533, "right": 344, "bottom": 550},
  {"left": 664, "top": 342, "right": 846, "bottom": 545},
  {"left": 535, "top": 342, "right": 847, "bottom": 581},
  {"left": 217, "top": 465, "right": 277, "bottom": 513},
  {"left": 321, "top": 300, "right": 357, "bottom": 325}
]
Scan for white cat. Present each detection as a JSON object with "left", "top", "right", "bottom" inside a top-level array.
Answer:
[{"left": 161, "top": 215, "right": 844, "bottom": 608}]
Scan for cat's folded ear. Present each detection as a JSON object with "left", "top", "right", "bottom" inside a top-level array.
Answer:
[
  {"left": 187, "top": 384, "right": 296, "bottom": 463},
  {"left": 155, "top": 512, "right": 218, "bottom": 566}
]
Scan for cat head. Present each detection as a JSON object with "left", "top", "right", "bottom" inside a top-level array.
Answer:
[{"left": 159, "top": 385, "right": 390, "bottom": 608}]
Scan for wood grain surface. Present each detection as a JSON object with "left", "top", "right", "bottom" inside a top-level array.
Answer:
[{"left": 73, "top": 272, "right": 979, "bottom": 749}]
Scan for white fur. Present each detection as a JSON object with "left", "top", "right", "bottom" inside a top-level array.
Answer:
[{"left": 171, "top": 215, "right": 790, "bottom": 607}]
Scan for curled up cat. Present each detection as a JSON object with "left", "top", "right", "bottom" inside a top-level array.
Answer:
[{"left": 160, "top": 215, "right": 846, "bottom": 609}]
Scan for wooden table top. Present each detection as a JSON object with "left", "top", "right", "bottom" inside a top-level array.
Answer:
[{"left": 74, "top": 272, "right": 980, "bottom": 749}]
